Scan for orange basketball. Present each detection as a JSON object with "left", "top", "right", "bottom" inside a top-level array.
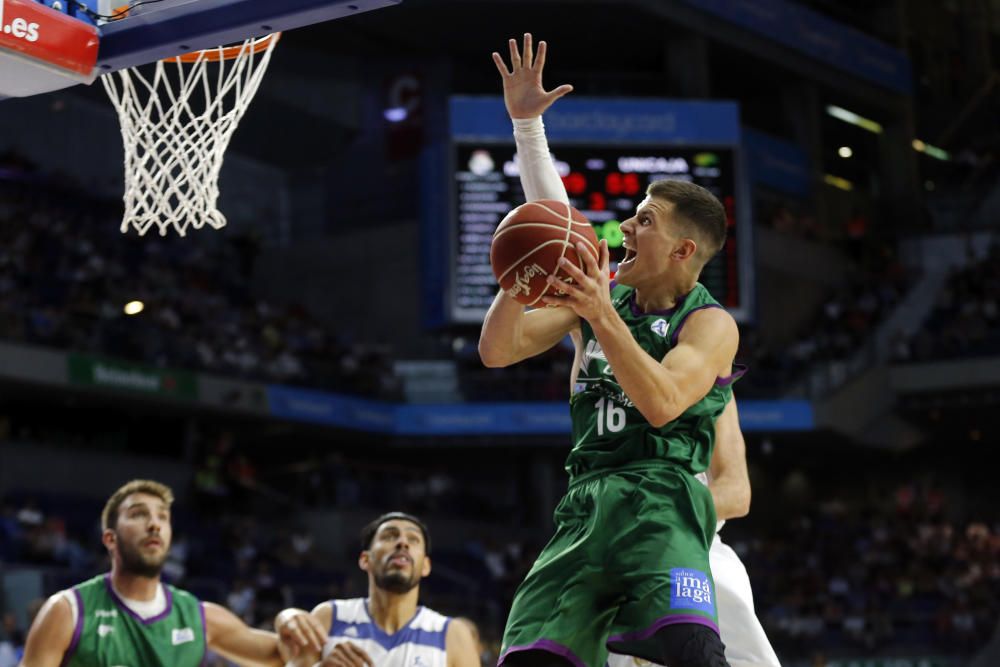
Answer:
[{"left": 490, "top": 200, "right": 599, "bottom": 306}]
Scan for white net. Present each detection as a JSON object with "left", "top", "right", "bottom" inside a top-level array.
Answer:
[{"left": 101, "top": 35, "right": 279, "bottom": 236}]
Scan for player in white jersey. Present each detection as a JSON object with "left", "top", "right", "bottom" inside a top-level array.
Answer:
[
  {"left": 496, "top": 33, "right": 781, "bottom": 667},
  {"left": 275, "top": 512, "right": 479, "bottom": 667},
  {"left": 686, "top": 468, "right": 781, "bottom": 667}
]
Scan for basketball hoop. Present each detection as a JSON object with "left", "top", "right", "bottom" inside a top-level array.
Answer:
[{"left": 101, "top": 33, "right": 280, "bottom": 236}]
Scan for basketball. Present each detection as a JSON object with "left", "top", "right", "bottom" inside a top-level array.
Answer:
[{"left": 490, "top": 199, "right": 600, "bottom": 306}]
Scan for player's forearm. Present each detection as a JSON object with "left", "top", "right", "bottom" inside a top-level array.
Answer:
[
  {"left": 240, "top": 644, "right": 284, "bottom": 667},
  {"left": 709, "top": 476, "right": 751, "bottom": 520},
  {"left": 589, "top": 313, "right": 682, "bottom": 427},
  {"left": 245, "top": 645, "right": 284, "bottom": 667},
  {"left": 513, "top": 117, "right": 569, "bottom": 204},
  {"left": 708, "top": 398, "right": 750, "bottom": 519},
  {"left": 479, "top": 290, "right": 528, "bottom": 367},
  {"left": 257, "top": 653, "right": 285, "bottom": 667}
]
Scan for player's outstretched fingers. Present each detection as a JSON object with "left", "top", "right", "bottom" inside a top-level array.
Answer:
[
  {"left": 508, "top": 38, "right": 521, "bottom": 69},
  {"left": 492, "top": 51, "right": 512, "bottom": 78},
  {"left": 523, "top": 33, "right": 533, "bottom": 68},
  {"left": 534, "top": 39, "right": 548, "bottom": 70}
]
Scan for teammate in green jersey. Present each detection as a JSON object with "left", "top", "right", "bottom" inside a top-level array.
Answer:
[
  {"left": 19, "top": 479, "right": 306, "bottom": 667},
  {"left": 481, "top": 34, "right": 742, "bottom": 667}
]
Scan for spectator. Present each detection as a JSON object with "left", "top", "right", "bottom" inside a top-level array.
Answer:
[{"left": 0, "top": 180, "right": 399, "bottom": 398}]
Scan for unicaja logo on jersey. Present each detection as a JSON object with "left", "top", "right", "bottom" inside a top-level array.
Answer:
[
  {"left": 580, "top": 339, "right": 606, "bottom": 372},
  {"left": 171, "top": 628, "right": 195, "bottom": 645},
  {"left": 0, "top": 0, "right": 41, "bottom": 42},
  {"left": 650, "top": 318, "right": 669, "bottom": 337},
  {"left": 581, "top": 339, "right": 617, "bottom": 376}
]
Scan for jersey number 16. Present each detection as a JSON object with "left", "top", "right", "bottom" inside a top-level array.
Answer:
[{"left": 595, "top": 397, "right": 626, "bottom": 435}]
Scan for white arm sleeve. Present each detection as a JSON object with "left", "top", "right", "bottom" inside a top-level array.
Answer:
[{"left": 513, "top": 117, "right": 569, "bottom": 204}]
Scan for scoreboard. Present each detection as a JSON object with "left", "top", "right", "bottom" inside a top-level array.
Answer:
[
  {"left": 453, "top": 144, "right": 740, "bottom": 321},
  {"left": 427, "top": 97, "right": 753, "bottom": 326}
]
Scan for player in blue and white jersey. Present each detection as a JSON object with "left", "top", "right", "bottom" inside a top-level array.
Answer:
[{"left": 276, "top": 512, "right": 479, "bottom": 667}]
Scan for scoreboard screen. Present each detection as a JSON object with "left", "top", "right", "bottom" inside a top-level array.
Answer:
[{"left": 451, "top": 144, "right": 742, "bottom": 323}]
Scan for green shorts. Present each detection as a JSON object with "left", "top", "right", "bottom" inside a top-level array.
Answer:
[{"left": 499, "top": 463, "right": 719, "bottom": 667}]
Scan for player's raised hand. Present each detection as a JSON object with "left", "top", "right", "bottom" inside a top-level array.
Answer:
[
  {"left": 320, "top": 641, "right": 375, "bottom": 667},
  {"left": 492, "top": 32, "right": 573, "bottom": 119},
  {"left": 542, "top": 239, "right": 614, "bottom": 324}
]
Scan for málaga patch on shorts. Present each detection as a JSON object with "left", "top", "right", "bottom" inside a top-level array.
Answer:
[{"left": 669, "top": 568, "right": 715, "bottom": 614}]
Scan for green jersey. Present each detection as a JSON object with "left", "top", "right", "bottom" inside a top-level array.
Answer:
[
  {"left": 567, "top": 282, "right": 742, "bottom": 479},
  {"left": 63, "top": 574, "right": 206, "bottom": 667}
]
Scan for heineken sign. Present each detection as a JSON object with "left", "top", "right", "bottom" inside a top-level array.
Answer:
[{"left": 68, "top": 354, "right": 198, "bottom": 399}]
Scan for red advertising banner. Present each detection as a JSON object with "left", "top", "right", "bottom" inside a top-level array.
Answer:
[{"left": 0, "top": 0, "right": 98, "bottom": 76}]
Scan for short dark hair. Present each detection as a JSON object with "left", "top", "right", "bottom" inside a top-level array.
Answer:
[
  {"left": 361, "top": 512, "right": 431, "bottom": 554},
  {"left": 647, "top": 179, "right": 727, "bottom": 263}
]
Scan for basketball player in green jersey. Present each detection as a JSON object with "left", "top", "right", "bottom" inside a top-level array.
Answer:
[
  {"left": 19, "top": 479, "right": 302, "bottom": 667},
  {"left": 481, "top": 35, "right": 740, "bottom": 667}
]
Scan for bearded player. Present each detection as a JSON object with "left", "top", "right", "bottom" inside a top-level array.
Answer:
[
  {"left": 19, "top": 479, "right": 296, "bottom": 667},
  {"left": 275, "top": 512, "right": 479, "bottom": 667}
]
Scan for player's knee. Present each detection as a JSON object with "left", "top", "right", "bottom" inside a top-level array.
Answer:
[
  {"left": 501, "top": 649, "right": 575, "bottom": 667},
  {"left": 652, "top": 624, "right": 730, "bottom": 667}
]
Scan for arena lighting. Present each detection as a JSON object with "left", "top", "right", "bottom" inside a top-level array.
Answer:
[
  {"left": 823, "top": 174, "right": 854, "bottom": 191},
  {"left": 383, "top": 107, "right": 408, "bottom": 122},
  {"left": 838, "top": 146, "right": 853, "bottom": 158},
  {"left": 123, "top": 300, "right": 145, "bottom": 316},
  {"left": 913, "top": 139, "right": 950, "bottom": 161},
  {"left": 825, "top": 104, "right": 883, "bottom": 134}
]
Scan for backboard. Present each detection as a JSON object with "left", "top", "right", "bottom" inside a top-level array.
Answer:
[
  {"left": 0, "top": 0, "right": 402, "bottom": 98},
  {"left": 92, "top": 0, "right": 402, "bottom": 73},
  {"left": 1, "top": 0, "right": 403, "bottom": 236}
]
